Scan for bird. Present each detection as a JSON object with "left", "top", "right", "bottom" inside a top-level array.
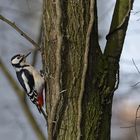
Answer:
[{"left": 11, "top": 52, "right": 46, "bottom": 113}]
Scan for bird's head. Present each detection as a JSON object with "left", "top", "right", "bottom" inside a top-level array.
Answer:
[{"left": 11, "top": 52, "right": 31, "bottom": 67}]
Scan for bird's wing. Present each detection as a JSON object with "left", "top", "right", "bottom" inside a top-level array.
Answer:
[
  {"left": 23, "top": 69, "right": 35, "bottom": 93},
  {"left": 16, "top": 71, "right": 27, "bottom": 92},
  {"left": 17, "top": 69, "right": 35, "bottom": 93}
]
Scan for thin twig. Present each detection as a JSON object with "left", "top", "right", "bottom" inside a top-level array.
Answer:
[
  {"left": 131, "top": 60, "right": 140, "bottom": 140},
  {"left": 133, "top": 11, "right": 140, "bottom": 15},
  {"left": 120, "top": 125, "right": 135, "bottom": 128},
  {"left": 77, "top": 0, "right": 95, "bottom": 139},
  {"left": 135, "top": 105, "right": 140, "bottom": 140},
  {"left": 120, "top": 105, "right": 140, "bottom": 140},
  {"left": 132, "top": 58, "right": 140, "bottom": 74},
  {"left": 131, "top": 82, "right": 140, "bottom": 87},
  {"left": 0, "top": 15, "right": 40, "bottom": 50},
  {"left": 120, "top": 122, "right": 140, "bottom": 128},
  {"left": 131, "top": 58, "right": 140, "bottom": 87}
]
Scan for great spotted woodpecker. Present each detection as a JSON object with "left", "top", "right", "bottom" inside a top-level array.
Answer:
[{"left": 11, "top": 52, "right": 46, "bottom": 113}]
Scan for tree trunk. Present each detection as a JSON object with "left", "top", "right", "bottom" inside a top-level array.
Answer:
[{"left": 41, "top": 0, "right": 134, "bottom": 140}]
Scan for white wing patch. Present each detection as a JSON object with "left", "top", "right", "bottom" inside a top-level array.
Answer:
[{"left": 21, "top": 72, "right": 30, "bottom": 93}]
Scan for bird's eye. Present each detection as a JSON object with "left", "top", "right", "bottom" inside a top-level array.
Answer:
[{"left": 17, "top": 56, "right": 21, "bottom": 59}]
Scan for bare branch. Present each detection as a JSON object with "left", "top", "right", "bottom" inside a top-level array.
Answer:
[
  {"left": 133, "top": 11, "right": 140, "bottom": 15},
  {"left": 0, "top": 58, "right": 46, "bottom": 140},
  {"left": 104, "top": 0, "right": 134, "bottom": 59},
  {"left": 31, "top": 50, "right": 38, "bottom": 66},
  {"left": 0, "top": 15, "right": 40, "bottom": 50},
  {"left": 132, "top": 58, "right": 140, "bottom": 74},
  {"left": 135, "top": 105, "right": 140, "bottom": 140},
  {"left": 131, "top": 59, "right": 140, "bottom": 87},
  {"left": 120, "top": 125, "right": 135, "bottom": 128},
  {"left": 120, "top": 105, "right": 140, "bottom": 140},
  {"left": 106, "top": 0, "right": 133, "bottom": 39},
  {"left": 131, "top": 82, "right": 140, "bottom": 87}
]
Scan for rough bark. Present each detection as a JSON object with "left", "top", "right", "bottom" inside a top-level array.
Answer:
[{"left": 41, "top": 0, "right": 134, "bottom": 140}]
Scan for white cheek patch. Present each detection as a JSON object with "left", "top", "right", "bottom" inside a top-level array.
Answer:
[
  {"left": 21, "top": 72, "right": 30, "bottom": 93},
  {"left": 12, "top": 58, "right": 20, "bottom": 64}
]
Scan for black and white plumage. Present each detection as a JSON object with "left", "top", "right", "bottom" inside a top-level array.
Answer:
[{"left": 11, "top": 52, "right": 45, "bottom": 112}]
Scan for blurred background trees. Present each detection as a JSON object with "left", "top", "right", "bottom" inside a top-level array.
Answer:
[{"left": 0, "top": 0, "right": 140, "bottom": 140}]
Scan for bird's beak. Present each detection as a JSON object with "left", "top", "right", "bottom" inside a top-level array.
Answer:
[{"left": 24, "top": 52, "right": 31, "bottom": 58}]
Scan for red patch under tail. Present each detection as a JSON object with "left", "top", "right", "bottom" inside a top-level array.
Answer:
[{"left": 37, "top": 92, "right": 44, "bottom": 108}]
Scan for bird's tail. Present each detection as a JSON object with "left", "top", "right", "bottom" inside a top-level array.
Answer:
[
  {"left": 36, "top": 105, "right": 48, "bottom": 122},
  {"left": 36, "top": 105, "right": 42, "bottom": 113}
]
